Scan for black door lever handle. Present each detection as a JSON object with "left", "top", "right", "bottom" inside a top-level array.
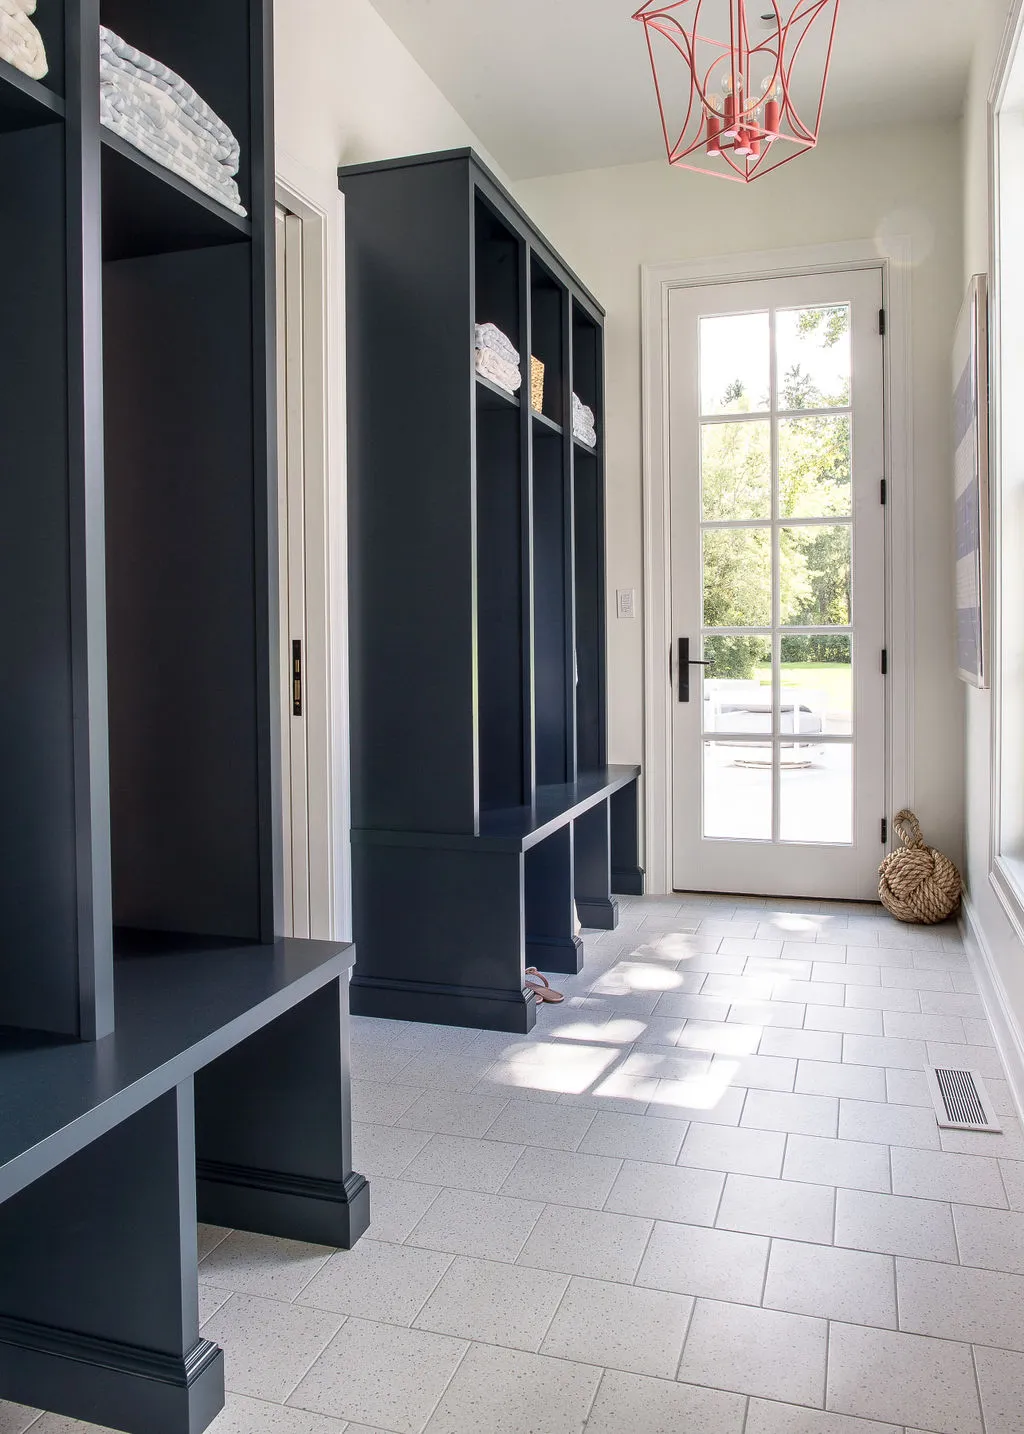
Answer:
[{"left": 678, "top": 637, "right": 709, "bottom": 703}]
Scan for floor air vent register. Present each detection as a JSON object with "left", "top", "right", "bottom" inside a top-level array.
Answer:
[{"left": 925, "top": 1066, "right": 1003, "bottom": 1133}]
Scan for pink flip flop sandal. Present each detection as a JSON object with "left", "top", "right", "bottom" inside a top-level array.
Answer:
[{"left": 525, "top": 969, "right": 564, "bottom": 1003}]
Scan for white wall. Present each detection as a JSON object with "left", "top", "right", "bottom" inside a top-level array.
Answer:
[
  {"left": 275, "top": 0, "right": 502, "bottom": 196},
  {"left": 960, "top": 2, "right": 1024, "bottom": 1089},
  {"left": 514, "top": 127, "right": 966, "bottom": 869}
]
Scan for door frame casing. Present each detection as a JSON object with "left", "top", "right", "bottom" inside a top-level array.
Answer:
[
  {"left": 640, "top": 239, "right": 914, "bottom": 895},
  {"left": 275, "top": 171, "right": 352, "bottom": 941}
]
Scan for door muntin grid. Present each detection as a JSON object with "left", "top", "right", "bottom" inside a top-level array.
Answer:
[{"left": 698, "top": 302, "right": 855, "bottom": 845}]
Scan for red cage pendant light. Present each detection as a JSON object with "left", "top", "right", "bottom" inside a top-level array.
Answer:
[{"left": 633, "top": 0, "right": 840, "bottom": 183}]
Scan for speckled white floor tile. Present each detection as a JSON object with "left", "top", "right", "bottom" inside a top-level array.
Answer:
[
  {"left": 647, "top": 1077, "right": 747, "bottom": 1124},
  {"left": 716, "top": 1172, "right": 835, "bottom": 1243},
  {"left": 881, "top": 966, "right": 954, "bottom": 991},
  {"left": 783, "top": 1135, "right": 891, "bottom": 1193},
  {"left": 746, "top": 1399, "right": 900, "bottom": 1434},
  {"left": 603, "top": 1158, "right": 724, "bottom": 1224},
  {"left": 953, "top": 1202, "right": 1024, "bottom": 1273},
  {"left": 727, "top": 999, "right": 807, "bottom": 1028},
  {"left": 837, "top": 1098, "right": 940, "bottom": 1151},
  {"left": 207, "top": 1393, "right": 350, "bottom": 1431},
  {"left": 406, "top": 1187, "right": 544, "bottom": 1261},
  {"left": 1003, "top": 1159, "right": 1024, "bottom": 1210},
  {"left": 896, "top": 1255, "right": 1024, "bottom": 1349},
  {"left": 841, "top": 1034, "right": 927, "bottom": 1070},
  {"left": 794, "top": 1061, "right": 887, "bottom": 1101},
  {"left": 413, "top": 1255, "right": 568, "bottom": 1351},
  {"left": 481, "top": 1099, "right": 595, "bottom": 1150},
  {"left": 351, "top": 1078, "right": 426, "bottom": 1124},
  {"left": 198, "top": 1231, "right": 334, "bottom": 1302},
  {"left": 721, "top": 1052, "right": 796, "bottom": 1092},
  {"left": 198, "top": 1223, "right": 232, "bottom": 1260},
  {"left": 939, "top": 1116, "right": 1024, "bottom": 1160},
  {"left": 825, "top": 1321, "right": 982, "bottom": 1433},
  {"left": 741, "top": 1088, "right": 839, "bottom": 1138},
  {"left": 676, "top": 1018, "right": 762, "bottom": 1055},
  {"left": 337, "top": 897, "right": 1023, "bottom": 1434},
  {"left": 296, "top": 1239, "right": 451, "bottom": 1325},
  {"left": 835, "top": 1187, "right": 957, "bottom": 1260},
  {"left": 678, "top": 1121, "right": 786, "bottom": 1177},
  {"left": 890, "top": 1147, "right": 1007, "bottom": 1206},
  {"left": 577, "top": 1110, "right": 689, "bottom": 1163},
  {"left": 540, "top": 1275, "right": 692, "bottom": 1377},
  {"left": 883, "top": 1068, "right": 932, "bottom": 1106},
  {"left": 395, "top": 1090, "right": 511, "bottom": 1138},
  {"left": 804, "top": 1006, "right": 884, "bottom": 1037},
  {"left": 582, "top": 1369, "right": 746, "bottom": 1434},
  {"left": 400, "top": 1133, "right": 525, "bottom": 1193},
  {"left": 764, "top": 1239, "right": 895, "bottom": 1326},
  {"left": 679, "top": 1298, "right": 827, "bottom": 1406},
  {"left": 974, "top": 1345, "right": 1024, "bottom": 1434},
  {"left": 199, "top": 1283, "right": 234, "bottom": 1322},
  {"left": 927, "top": 1041, "right": 1006, "bottom": 1078},
  {"left": 422, "top": 1342, "right": 600, "bottom": 1434},
  {"left": 518, "top": 1204, "right": 653, "bottom": 1282},
  {"left": 288, "top": 1318, "right": 466, "bottom": 1432},
  {"left": 635, "top": 1220, "right": 768, "bottom": 1303},
  {"left": 363, "top": 1175, "right": 442, "bottom": 1243},
  {"left": 844, "top": 986, "right": 922, "bottom": 1014},
  {"left": 919, "top": 990, "right": 985, "bottom": 1017},
  {"left": 0, "top": 1401, "right": 41, "bottom": 1434},
  {"left": 351, "top": 1122, "right": 431, "bottom": 1178},
  {"left": 201, "top": 1294, "right": 344, "bottom": 1403},
  {"left": 498, "top": 1144, "right": 622, "bottom": 1209}
]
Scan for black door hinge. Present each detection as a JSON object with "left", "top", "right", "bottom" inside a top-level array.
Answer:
[
  {"left": 881, "top": 816, "right": 888, "bottom": 844},
  {"left": 292, "top": 639, "right": 302, "bottom": 716},
  {"left": 881, "top": 648, "right": 888, "bottom": 676},
  {"left": 879, "top": 307, "right": 887, "bottom": 337},
  {"left": 880, "top": 478, "right": 887, "bottom": 505}
]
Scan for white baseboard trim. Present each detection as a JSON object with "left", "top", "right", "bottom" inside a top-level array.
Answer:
[{"left": 960, "top": 891, "right": 1024, "bottom": 1125}]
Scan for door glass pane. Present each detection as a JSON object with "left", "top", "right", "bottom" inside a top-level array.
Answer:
[
  {"left": 780, "top": 741, "right": 853, "bottom": 843},
  {"left": 702, "top": 420, "right": 771, "bottom": 520},
  {"left": 779, "top": 525, "right": 851, "bottom": 626},
  {"left": 700, "top": 312, "right": 770, "bottom": 415},
  {"left": 776, "top": 305, "right": 851, "bottom": 409},
  {"left": 780, "top": 635, "right": 852, "bottom": 736},
  {"left": 703, "top": 637, "right": 773, "bottom": 735},
  {"left": 779, "top": 414, "right": 852, "bottom": 517},
  {"left": 704, "top": 741, "right": 771, "bottom": 839},
  {"left": 703, "top": 527, "right": 771, "bottom": 627}
]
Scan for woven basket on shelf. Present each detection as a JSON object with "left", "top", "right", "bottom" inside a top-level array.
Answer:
[
  {"left": 530, "top": 355, "right": 544, "bottom": 413},
  {"left": 878, "top": 809, "right": 962, "bottom": 924}
]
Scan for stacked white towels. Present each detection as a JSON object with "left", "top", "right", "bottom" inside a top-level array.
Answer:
[
  {"left": 572, "top": 393, "right": 597, "bottom": 448},
  {"left": 0, "top": 0, "right": 47, "bottom": 80},
  {"left": 475, "top": 322, "right": 521, "bottom": 396},
  {"left": 100, "top": 27, "right": 246, "bottom": 217}
]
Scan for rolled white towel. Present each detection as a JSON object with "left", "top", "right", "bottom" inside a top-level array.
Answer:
[
  {"left": 475, "top": 323, "right": 520, "bottom": 368},
  {"left": 572, "top": 392, "right": 596, "bottom": 428},
  {"left": 1, "top": 0, "right": 37, "bottom": 16},
  {"left": 0, "top": 4, "right": 45, "bottom": 78},
  {"left": 476, "top": 347, "right": 522, "bottom": 395}
]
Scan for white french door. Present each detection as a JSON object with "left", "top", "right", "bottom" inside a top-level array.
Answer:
[{"left": 669, "top": 267, "right": 886, "bottom": 899}]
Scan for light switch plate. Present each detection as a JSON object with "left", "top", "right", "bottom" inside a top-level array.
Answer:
[{"left": 616, "top": 588, "right": 636, "bottom": 619}]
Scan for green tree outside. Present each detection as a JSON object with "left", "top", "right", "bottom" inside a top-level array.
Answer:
[{"left": 702, "top": 306, "right": 853, "bottom": 682}]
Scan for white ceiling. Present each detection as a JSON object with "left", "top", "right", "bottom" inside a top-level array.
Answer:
[{"left": 367, "top": 0, "right": 995, "bottom": 179}]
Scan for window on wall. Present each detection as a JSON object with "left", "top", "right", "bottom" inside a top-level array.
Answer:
[{"left": 993, "top": 36, "right": 1024, "bottom": 915}]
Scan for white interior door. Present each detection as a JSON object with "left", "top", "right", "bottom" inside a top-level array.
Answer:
[
  {"left": 669, "top": 268, "right": 886, "bottom": 899},
  {"left": 276, "top": 205, "right": 311, "bottom": 936}
]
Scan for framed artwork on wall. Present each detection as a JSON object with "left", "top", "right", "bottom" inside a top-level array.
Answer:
[{"left": 953, "top": 272, "right": 990, "bottom": 688}]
